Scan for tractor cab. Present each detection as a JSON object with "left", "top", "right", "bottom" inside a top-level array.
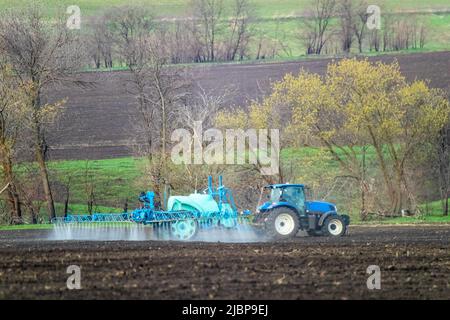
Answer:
[
  {"left": 256, "top": 183, "right": 350, "bottom": 239},
  {"left": 258, "top": 184, "right": 307, "bottom": 215}
]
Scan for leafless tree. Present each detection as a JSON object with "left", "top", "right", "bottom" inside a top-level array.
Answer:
[
  {"left": 110, "top": 7, "right": 192, "bottom": 202},
  {"left": 16, "top": 164, "right": 43, "bottom": 224},
  {"left": 109, "top": 6, "right": 156, "bottom": 69},
  {"left": 369, "top": 29, "right": 380, "bottom": 52},
  {"left": 224, "top": 0, "right": 254, "bottom": 61},
  {"left": 86, "top": 14, "right": 114, "bottom": 69},
  {"left": 337, "top": 0, "right": 354, "bottom": 53},
  {"left": 179, "top": 85, "right": 234, "bottom": 130},
  {"left": 380, "top": 15, "right": 428, "bottom": 52},
  {"left": 382, "top": 14, "right": 394, "bottom": 51},
  {"left": 419, "top": 23, "right": 427, "bottom": 49},
  {"left": 0, "top": 5, "right": 86, "bottom": 220},
  {"left": 190, "top": 0, "right": 224, "bottom": 62},
  {"left": 0, "top": 62, "right": 25, "bottom": 224},
  {"left": 352, "top": 0, "right": 369, "bottom": 53},
  {"left": 255, "top": 29, "right": 280, "bottom": 60},
  {"left": 301, "top": 0, "right": 336, "bottom": 55},
  {"left": 436, "top": 126, "right": 450, "bottom": 216},
  {"left": 109, "top": 6, "right": 159, "bottom": 157},
  {"left": 163, "top": 20, "right": 202, "bottom": 64},
  {"left": 172, "top": 86, "right": 237, "bottom": 194},
  {"left": 82, "top": 161, "right": 96, "bottom": 215}
]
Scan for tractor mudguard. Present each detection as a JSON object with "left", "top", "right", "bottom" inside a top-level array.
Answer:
[
  {"left": 317, "top": 212, "right": 351, "bottom": 227},
  {"left": 318, "top": 211, "right": 337, "bottom": 227},
  {"left": 341, "top": 214, "right": 351, "bottom": 226}
]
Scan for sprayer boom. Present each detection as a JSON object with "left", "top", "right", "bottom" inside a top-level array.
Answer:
[{"left": 52, "top": 176, "right": 248, "bottom": 240}]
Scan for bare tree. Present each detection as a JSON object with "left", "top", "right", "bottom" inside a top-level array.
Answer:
[
  {"left": 164, "top": 20, "right": 203, "bottom": 64},
  {"left": 382, "top": 15, "right": 392, "bottom": 51},
  {"left": 301, "top": 0, "right": 336, "bottom": 55},
  {"left": 179, "top": 85, "right": 234, "bottom": 130},
  {"left": 15, "top": 163, "right": 43, "bottom": 224},
  {"left": 86, "top": 14, "right": 114, "bottom": 69},
  {"left": 380, "top": 15, "right": 427, "bottom": 52},
  {"left": 369, "top": 29, "right": 380, "bottom": 52},
  {"left": 337, "top": 0, "right": 354, "bottom": 53},
  {"left": 83, "top": 161, "right": 96, "bottom": 215},
  {"left": 0, "top": 62, "right": 26, "bottom": 224},
  {"left": 171, "top": 87, "right": 234, "bottom": 193},
  {"left": 224, "top": 0, "right": 254, "bottom": 61},
  {"left": 109, "top": 6, "right": 156, "bottom": 155},
  {"left": 190, "top": 0, "right": 224, "bottom": 62},
  {"left": 419, "top": 23, "right": 427, "bottom": 49},
  {"left": 0, "top": 5, "right": 85, "bottom": 220},
  {"left": 352, "top": 0, "right": 369, "bottom": 53},
  {"left": 109, "top": 6, "right": 156, "bottom": 69},
  {"left": 437, "top": 126, "right": 450, "bottom": 216},
  {"left": 110, "top": 7, "right": 191, "bottom": 202}
]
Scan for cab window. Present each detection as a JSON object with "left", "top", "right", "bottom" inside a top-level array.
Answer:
[{"left": 280, "top": 187, "right": 305, "bottom": 211}]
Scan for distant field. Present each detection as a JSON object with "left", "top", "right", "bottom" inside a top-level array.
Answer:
[
  {"left": 1, "top": 0, "right": 450, "bottom": 18},
  {"left": 0, "top": 0, "right": 449, "bottom": 58}
]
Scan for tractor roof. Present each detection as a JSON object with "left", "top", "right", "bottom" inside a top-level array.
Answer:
[{"left": 266, "top": 184, "right": 305, "bottom": 189}]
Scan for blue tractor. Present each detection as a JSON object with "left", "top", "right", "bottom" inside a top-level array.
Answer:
[{"left": 255, "top": 184, "right": 350, "bottom": 239}]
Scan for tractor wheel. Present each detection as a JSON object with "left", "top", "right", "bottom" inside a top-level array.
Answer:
[
  {"left": 265, "top": 208, "right": 300, "bottom": 240},
  {"left": 322, "top": 216, "right": 346, "bottom": 237},
  {"left": 171, "top": 219, "right": 198, "bottom": 241}
]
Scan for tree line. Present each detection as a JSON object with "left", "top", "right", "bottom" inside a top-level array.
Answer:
[
  {"left": 85, "top": 0, "right": 256, "bottom": 68},
  {"left": 301, "top": 0, "right": 428, "bottom": 55},
  {"left": 83, "top": 0, "right": 429, "bottom": 70}
]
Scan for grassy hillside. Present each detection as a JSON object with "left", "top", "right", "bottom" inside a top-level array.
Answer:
[{"left": 2, "top": 0, "right": 450, "bottom": 18}]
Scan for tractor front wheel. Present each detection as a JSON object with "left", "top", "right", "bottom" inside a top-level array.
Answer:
[
  {"left": 265, "top": 208, "right": 300, "bottom": 240},
  {"left": 322, "top": 216, "right": 347, "bottom": 237}
]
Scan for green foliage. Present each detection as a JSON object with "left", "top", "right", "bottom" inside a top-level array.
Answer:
[{"left": 47, "top": 157, "right": 145, "bottom": 208}]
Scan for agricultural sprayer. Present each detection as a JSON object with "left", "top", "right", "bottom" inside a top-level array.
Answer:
[{"left": 52, "top": 176, "right": 350, "bottom": 241}]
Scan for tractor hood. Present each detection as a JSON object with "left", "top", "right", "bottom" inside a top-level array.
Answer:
[
  {"left": 258, "top": 200, "right": 337, "bottom": 214},
  {"left": 305, "top": 201, "right": 337, "bottom": 214}
]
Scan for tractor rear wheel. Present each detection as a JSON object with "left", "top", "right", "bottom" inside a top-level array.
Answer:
[
  {"left": 322, "top": 216, "right": 346, "bottom": 237},
  {"left": 265, "top": 208, "right": 300, "bottom": 240}
]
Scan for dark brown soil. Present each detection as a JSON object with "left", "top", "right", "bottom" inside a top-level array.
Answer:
[
  {"left": 45, "top": 51, "right": 450, "bottom": 160},
  {"left": 0, "top": 225, "right": 449, "bottom": 299}
]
